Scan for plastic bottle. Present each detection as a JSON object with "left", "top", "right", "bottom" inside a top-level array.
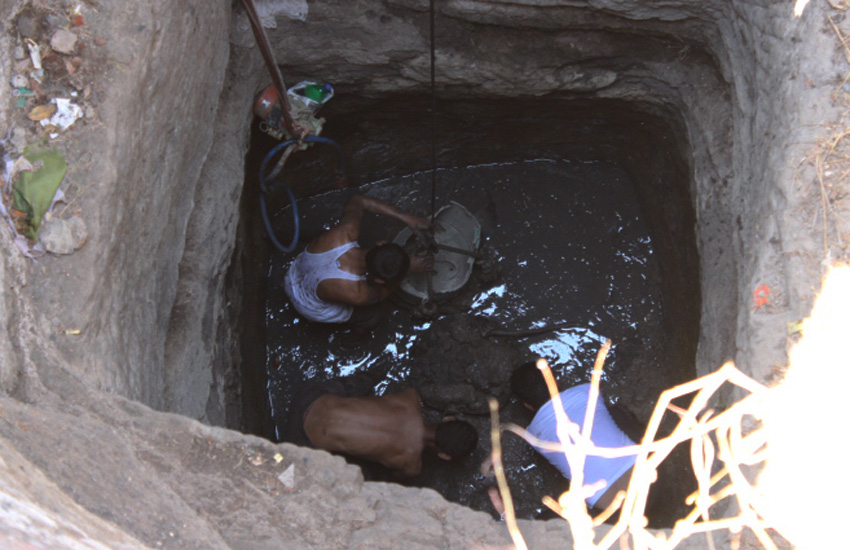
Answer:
[{"left": 302, "top": 83, "right": 333, "bottom": 103}]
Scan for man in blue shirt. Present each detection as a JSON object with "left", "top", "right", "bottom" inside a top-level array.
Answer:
[{"left": 510, "top": 362, "right": 641, "bottom": 512}]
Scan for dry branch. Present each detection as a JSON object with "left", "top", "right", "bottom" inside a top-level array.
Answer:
[{"left": 488, "top": 347, "right": 783, "bottom": 550}]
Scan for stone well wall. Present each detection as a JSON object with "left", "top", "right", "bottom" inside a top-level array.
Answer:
[{"left": 0, "top": 0, "right": 846, "bottom": 547}]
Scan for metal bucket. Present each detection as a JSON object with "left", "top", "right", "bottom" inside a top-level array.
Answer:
[{"left": 393, "top": 201, "right": 481, "bottom": 305}]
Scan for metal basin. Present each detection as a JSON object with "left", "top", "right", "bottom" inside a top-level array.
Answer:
[{"left": 393, "top": 201, "right": 481, "bottom": 305}]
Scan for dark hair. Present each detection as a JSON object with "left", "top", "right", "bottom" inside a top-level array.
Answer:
[
  {"left": 510, "top": 361, "right": 555, "bottom": 412},
  {"left": 365, "top": 243, "right": 411, "bottom": 284},
  {"left": 434, "top": 420, "right": 478, "bottom": 459}
]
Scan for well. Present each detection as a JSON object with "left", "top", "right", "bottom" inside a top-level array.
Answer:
[{"left": 0, "top": 0, "right": 846, "bottom": 548}]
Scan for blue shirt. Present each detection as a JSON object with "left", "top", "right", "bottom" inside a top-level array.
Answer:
[{"left": 526, "top": 384, "right": 637, "bottom": 507}]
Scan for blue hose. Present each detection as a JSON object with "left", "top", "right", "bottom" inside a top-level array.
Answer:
[{"left": 259, "top": 136, "right": 344, "bottom": 253}]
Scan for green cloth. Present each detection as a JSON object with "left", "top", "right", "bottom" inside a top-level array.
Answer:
[{"left": 12, "top": 148, "right": 67, "bottom": 240}]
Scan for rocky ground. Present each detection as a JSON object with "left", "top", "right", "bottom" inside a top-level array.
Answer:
[
  {"left": 2, "top": 0, "right": 109, "bottom": 257},
  {"left": 1, "top": 0, "right": 849, "bottom": 549}
]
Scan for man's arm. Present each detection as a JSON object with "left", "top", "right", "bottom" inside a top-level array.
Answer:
[
  {"left": 337, "top": 194, "right": 431, "bottom": 240},
  {"left": 308, "top": 194, "right": 432, "bottom": 255}
]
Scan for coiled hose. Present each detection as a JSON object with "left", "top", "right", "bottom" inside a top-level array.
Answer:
[{"left": 259, "top": 136, "right": 344, "bottom": 253}]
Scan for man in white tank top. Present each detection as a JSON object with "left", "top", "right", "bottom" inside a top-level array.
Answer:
[{"left": 285, "top": 194, "right": 434, "bottom": 328}]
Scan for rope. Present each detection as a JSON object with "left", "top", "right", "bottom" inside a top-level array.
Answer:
[
  {"left": 483, "top": 321, "right": 584, "bottom": 339},
  {"left": 434, "top": 242, "right": 479, "bottom": 258},
  {"left": 429, "top": 0, "right": 437, "bottom": 223},
  {"left": 417, "top": 0, "right": 438, "bottom": 313}
]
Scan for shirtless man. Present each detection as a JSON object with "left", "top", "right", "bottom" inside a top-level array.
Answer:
[
  {"left": 286, "top": 366, "right": 478, "bottom": 477},
  {"left": 284, "top": 193, "right": 434, "bottom": 328}
]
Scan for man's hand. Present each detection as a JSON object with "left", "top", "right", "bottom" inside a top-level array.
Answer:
[
  {"left": 409, "top": 252, "right": 435, "bottom": 273},
  {"left": 405, "top": 215, "right": 433, "bottom": 235}
]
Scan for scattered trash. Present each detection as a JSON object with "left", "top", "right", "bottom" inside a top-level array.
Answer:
[
  {"left": 2, "top": 218, "right": 46, "bottom": 258},
  {"left": 26, "top": 39, "right": 42, "bottom": 70},
  {"left": 28, "top": 103, "right": 57, "bottom": 122},
  {"left": 277, "top": 463, "right": 295, "bottom": 490},
  {"left": 273, "top": 452, "right": 284, "bottom": 463},
  {"left": 7, "top": 155, "right": 35, "bottom": 184},
  {"left": 30, "top": 68, "right": 44, "bottom": 84},
  {"left": 248, "top": 453, "right": 265, "bottom": 466},
  {"left": 12, "top": 87, "right": 34, "bottom": 98},
  {"left": 50, "top": 29, "right": 77, "bottom": 55},
  {"left": 1, "top": 151, "right": 48, "bottom": 260},
  {"left": 39, "top": 98, "right": 83, "bottom": 137},
  {"left": 287, "top": 81, "right": 334, "bottom": 115},
  {"left": 64, "top": 328, "right": 81, "bottom": 335},
  {"left": 243, "top": 447, "right": 266, "bottom": 465},
  {"left": 64, "top": 58, "right": 82, "bottom": 75},
  {"left": 11, "top": 74, "right": 28, "bottom": 88},
  {"left": 3, "top": 3, "right": 99, "bottom": 259},
  {"left": 752, "top": 284, "right": 771, "bottom": 310},
  {"left": 11, "top": 147, "right": 67, "bottom": 240},
  {"left": 7, "top": 127, "right": 28, "bottom": 155}
]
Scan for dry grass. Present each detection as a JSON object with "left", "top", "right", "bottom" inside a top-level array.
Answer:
[
  {"left": 803, "top": 12, "right": 850, "bottom": 261},
  {"left": 488, "top": 350, "right": 789, "bottom": 550}
]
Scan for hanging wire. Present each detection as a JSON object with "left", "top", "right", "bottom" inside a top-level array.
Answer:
[{"left": 429, "top": 0, "right": 437, "bottom": 221}]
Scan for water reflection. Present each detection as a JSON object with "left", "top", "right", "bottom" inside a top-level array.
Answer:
[
  {"left": 469, "top": 284, "right": 507, "bottom": 314},
  {"left": 528, "top": 327, "right": 608, "bottom": 373},
  {"left": 262, "top": 158, "right": 665, "bottom": 516}
]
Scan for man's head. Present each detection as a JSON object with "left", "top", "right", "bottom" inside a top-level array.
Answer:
[
  {"left": 365, "top": 243, "right": 411, "bottom": 285},
  {"left": 510, "top": 361, "right": 555, "bottom": 412},
  {"left": 434, "top": 419, "right": 478, "bottom": 461}
]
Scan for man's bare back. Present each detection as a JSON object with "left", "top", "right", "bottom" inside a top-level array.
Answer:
[{"left": 303, "top": 388, "right": 427, "bottom": 477}]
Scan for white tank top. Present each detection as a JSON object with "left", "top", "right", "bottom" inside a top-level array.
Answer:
[{"left": 284, "top": 242, "right": 366, "bottom": 323}]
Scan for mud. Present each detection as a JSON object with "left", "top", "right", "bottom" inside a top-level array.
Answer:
[{"left": 263, "top": 159, "right": 694, "bottom": 524}]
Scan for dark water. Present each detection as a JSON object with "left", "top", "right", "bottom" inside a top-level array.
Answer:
[{"left": 264, "top": 159, "right": 684, "bottom": 522}]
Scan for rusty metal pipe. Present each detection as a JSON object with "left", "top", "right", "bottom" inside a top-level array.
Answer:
[{"left": 240, "top": 0, "right": 296, "bottom": 135}]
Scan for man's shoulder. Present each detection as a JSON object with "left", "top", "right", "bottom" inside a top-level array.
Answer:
[
  {"left": 306, "top": 393, "right": 371, "bottom": 427},
  {"left": 308, "top": 228, "right": 357, "bottom": 253},
  {"left": 307, "top": 393, "right": 346, "bottom": 415},
  {"left": 386, "top": 387, "right": 421, "bottom": 403},
  {"left": 373, "top": 389, "right": 423, "bottom": 421}
]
